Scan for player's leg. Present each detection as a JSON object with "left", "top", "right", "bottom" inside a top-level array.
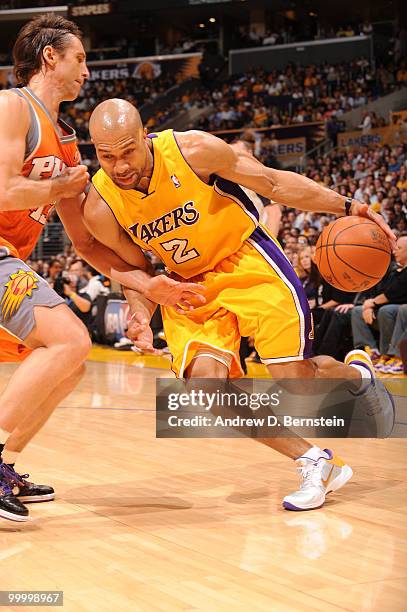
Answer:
[
  {"left": 350, "top": 305, "right": 378, "bottom": 351},
  {"left": 242, "top": 229, "right": 392, "bottom": 509},
  {"left": 0, "top": 304, "right": 90, "bottom": 434},
  {"left": 0, "top": 257, "right": 90, "bottom": 521},
  {"left": 2, "top": 365, "right": 85, "bottom": 504}
]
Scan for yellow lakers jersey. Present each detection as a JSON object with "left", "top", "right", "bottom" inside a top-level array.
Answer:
[{"left": 92, "top": 129, "right": 260, "bottom": 278}]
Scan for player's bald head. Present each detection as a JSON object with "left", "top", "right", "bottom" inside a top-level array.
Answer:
[{"left": 89, "top": 98, "right": 143, "bottom": 144}]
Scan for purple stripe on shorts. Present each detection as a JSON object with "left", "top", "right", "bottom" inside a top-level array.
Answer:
[{"left": 250, "top": 226, "right": 314, "bottom": 359}]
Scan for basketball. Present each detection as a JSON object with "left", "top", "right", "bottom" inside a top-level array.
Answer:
[{"left": 315, "top": 216, "right": 391, "bottom": 291}]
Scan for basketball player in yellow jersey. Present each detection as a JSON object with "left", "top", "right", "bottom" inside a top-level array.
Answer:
[{"left": 85, "top": 99, "right": 396, "bottom": 511}]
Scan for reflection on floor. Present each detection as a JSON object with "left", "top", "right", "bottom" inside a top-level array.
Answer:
[{"left": 0, "top": 348, "right": 405, "bottom": 611}]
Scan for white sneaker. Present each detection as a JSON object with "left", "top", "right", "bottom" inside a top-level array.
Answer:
[{"left": 283, "top": 447, "right": 353, "bottom": 511}]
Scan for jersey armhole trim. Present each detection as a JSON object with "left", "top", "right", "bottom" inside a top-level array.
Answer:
[{"left": 172, "top": 131, "right": 213, "bottom": 190}]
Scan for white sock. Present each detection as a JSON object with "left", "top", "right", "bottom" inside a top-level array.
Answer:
[
  {"left": 349, "top": 363, "right": 373, "bottom": 393},
  {"left": 1, "top": 449, "right": 20, "bottom": 466},
  {"left": 0, "top": 427, "right": 11, "bottom": 446}
]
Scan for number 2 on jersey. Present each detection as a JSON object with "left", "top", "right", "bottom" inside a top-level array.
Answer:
[{"left": 160, "top": 238, "right": 200, "bottom": 264}]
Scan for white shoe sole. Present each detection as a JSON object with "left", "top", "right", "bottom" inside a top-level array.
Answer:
[
  {"left": 326, "top": 465, "right": 353, "bottom": 493},
  {"left": 18, "top": 493, "right": 55, "bottom": 503},
  {"left": 0, "top": 508, "right": 30, "bottom": 522}
]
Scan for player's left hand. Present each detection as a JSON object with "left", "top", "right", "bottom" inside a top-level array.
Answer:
[
  {"left": 351, "top": 201, "right": 396, "bottom": 249},
  {"left": 143, "top": 275, "right": 206, "bottom": 314},
  {"left": 126, "top": 312, "right": 164, "bottom": 355}
]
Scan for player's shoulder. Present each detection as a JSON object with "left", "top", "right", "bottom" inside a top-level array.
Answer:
[
  {"left": 174, "top": 129, "right": 224, "bottom": 149},
  {"left": 174, "top": 129, "right": 234, "bottom": 172},
  {"left": 0, "top": 89, "right": 30, "bottom": 125},
  {"left": 0, "top": 88, "right": 28, "bottom": 111}
]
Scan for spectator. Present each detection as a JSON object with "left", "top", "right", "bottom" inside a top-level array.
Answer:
[
  {"left": 296, "top": 247, "right": 320, "bottom": 308},
  {"left": 350, "top": 234, "right": 407, "bottom": 368}
]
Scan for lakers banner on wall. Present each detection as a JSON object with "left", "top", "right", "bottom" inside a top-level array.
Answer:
[
  {"left": 338, "top": 127, "right": 396, "bottom": 149},
  {"left": 87, "top": 53, "right": 202, "bottom": 82},
  {"left": 274, "top": 137, "right": 306, "bottom": 162},
  {"left": 0, "top": 52, "right": 202, "bottom": 86}
]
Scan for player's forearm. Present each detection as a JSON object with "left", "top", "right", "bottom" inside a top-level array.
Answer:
[
  {"left": 268, "top": 170, "right": 349, "bottom": 215},
  {"left": 75, "top": 238, "right": 154, "bottom": 293},
  {"left": 123, "top": 286, "right": 156, "bottom": 320},
  {"left": 0, "top": 175, "right": 67, "bottom": 211}
]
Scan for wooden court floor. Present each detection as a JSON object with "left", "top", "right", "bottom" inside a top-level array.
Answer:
[{"left": 0, "top": 348, "right": 406, "bottom": 611}]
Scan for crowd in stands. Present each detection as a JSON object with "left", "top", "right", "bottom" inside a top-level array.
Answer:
[
  {"left": 54, "top": 57, "right": 406, "bottom": 145},
  {"left": 236, "top": 22, "right": 375, "bottom": 49},
  {"left": 60, "top": 72, "right": 179, "bottom": 143},
  {"left": 196, "top": 60, "right": 405, "bottom": 133}
]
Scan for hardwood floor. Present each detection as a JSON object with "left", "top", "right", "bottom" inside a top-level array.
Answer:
[{"left": 0, "top": 349, "right": 406, "bottom": 611}]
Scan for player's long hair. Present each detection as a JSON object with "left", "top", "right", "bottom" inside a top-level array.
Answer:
[{"left": 13, "top": 14, "right": 82, "bottom": 86}]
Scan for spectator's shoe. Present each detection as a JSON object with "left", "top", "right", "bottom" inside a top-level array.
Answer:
[
  {"left": 3, "top": 464, "right": 55, "bottom": 503},
  {"left": 114, "top": 337, "right": 133, "bottom": 351},
  {"left": 383, "top": 358, "right": 404, "bottom": 375},
  {"left": 374, "top": 355, "right": 390, "bottom": 372},
  {"left": 283, "top": 447, "right": 353, "bottom": 511},
  {"left": 345, "top": 350, "right": 395, "bottom": 437},
  {"left": 364, "top": 346, "right": 380, "bottom": 364},
  {"left": 0, "top": 464, "right": 29, "bottom": 521}
]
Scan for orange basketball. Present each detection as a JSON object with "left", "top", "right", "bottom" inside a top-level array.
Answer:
[{"left": 315, "top": 216, "right": 391, "bottom": 291}]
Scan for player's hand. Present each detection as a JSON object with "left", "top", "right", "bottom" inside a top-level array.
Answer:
[
  {"left": 55, "top": 165, "right": 89, "bottom": 199},
  {"left": 143, "top": 275, "right": 206, "bottom": 314},
  {"left": 351, "top": 201, "right": 396, "bottom": 249},
  {"left": 335, "top": 303, "right": 354, "bottom": 314},
  {"left": 126, "top": 312, "right": 163, "bottom": 355}
]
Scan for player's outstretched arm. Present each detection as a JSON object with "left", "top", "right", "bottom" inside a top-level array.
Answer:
[
  {"left": 0, "top": 92, "right": 88, "bottom": 211},
  {"left": 58, "top": 186, "right": 206, "bottom": 309},
  {"left": 179, "top": 130, "right": 396, "bottom": 246}
]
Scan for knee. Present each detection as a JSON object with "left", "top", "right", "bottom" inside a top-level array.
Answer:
[
  {"left": 399, "top": 304, "right": 407, "bottom": 321},
  {"left": 377, "top": 306, "right": 392, "bottom": 323},
  {"left": 186, "top": 357, "right": 228, "bottom": 378},
  {"left": 65, "top": 325, "right": 92, "bottom": 365},
  {"left": 69, "top": 362, "right": 87, "bottom": 383},
  {"left": 351, "top": 306, "right": 363, "bottom": 320}
]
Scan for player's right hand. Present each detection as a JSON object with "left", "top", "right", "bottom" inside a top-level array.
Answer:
[
  {"left": 126, "top": 312, "right": 164, "bottom": 355},
  {"left": 351, "top": 201, "right": 396, "bottom": 249},
  {"left": 57, "top": 165, "right": 89, "bottom": 198},
  {"left": 143, "top": 275, "right": 206, "bottom": 313}
]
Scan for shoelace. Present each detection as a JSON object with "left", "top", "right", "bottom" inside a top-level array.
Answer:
[
  {"left": 0, "top": 463, "right": 29, "bottom": 488},
  {"left": 297, "top": 461, "right": 322, "bottom": 490}
]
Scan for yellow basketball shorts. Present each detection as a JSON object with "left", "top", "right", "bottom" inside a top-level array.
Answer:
[{"left": 162, "top": 226, "right": 314, "bottom": 378}]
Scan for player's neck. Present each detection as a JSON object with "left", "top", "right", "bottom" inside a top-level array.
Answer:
[
  {"left": 135, "top": 140, "right": 154, "bottom": 194},
  {"left": 26, "top": 80, "right": 62, "bottom": 124}
]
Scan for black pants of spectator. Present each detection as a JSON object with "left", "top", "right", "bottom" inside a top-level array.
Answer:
[{"left": 313, "top": 309, "right": 354, "bottom": 361}]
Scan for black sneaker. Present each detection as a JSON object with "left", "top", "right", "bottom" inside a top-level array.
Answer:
[
  {"left": 0, "top": 464, "right": 29, "bottom": 521},
  {"left": 4, "top": 464, "right": 55, "bottom": 503}
]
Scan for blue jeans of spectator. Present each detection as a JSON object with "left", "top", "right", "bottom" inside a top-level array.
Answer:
[
  {"left": 351, "top": 304, "right": 400, "bottom": 354},
  {"left": 388, "top": 304, "right": 407, "bottom": 357}
]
